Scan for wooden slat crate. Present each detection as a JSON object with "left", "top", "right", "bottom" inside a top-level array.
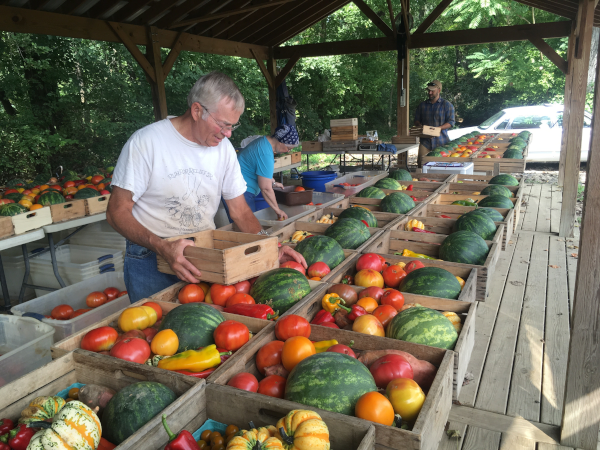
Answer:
[
  {"left": 50, "top": 199, "right": 86, "bottom": 223},
  {"left": 293, "top": 282, "right": 477, "bottom": 400},
  {"left": 330, "top": 118, "right": 358, "bottom": 127},
  {"left": 324, "top": 196, "right": 349, "bottom": 209},
  {"left": 410, "top": 125, "right": 441, "bottom": 137},
  {"left": 211, "top": 321, "right": 454, "bottom": 450},
  {"left": 363, "top": 230, "right": 500, "bottom": 302},
  {"left": 274, "top": 155, "right": 291, "bottom": 168},
  {"left": 322, "top": 140, "right": 359, "bottom": 151},
  {"left": 412, "top": 171, "right": 458, "bottom": 183},
  {"left": 85, "top": 194, "right": 111, "bottom": 215},
  {"left": 301, "top": 141, "right": 323, "bottom": 152},
  {"left": 387, "top": 180, "right": 447, "bottom": 193},
  {"left": 297, "top": 207, "right": 405, "bottom": 230},
  {"left": 0, "top": 350, "right": 205, "bottom": 450},
  {"left": 455, "top": 173, "right": 525, "bottom": 188},
  {"left": 11, "top": 206, "right": 53, "bottom": 235},
  {"left": 471, "top": 158, "right": 526, "bottom": 174},
  {"left": 348, "top": 196, "right": 429, "bottom": 215},
  {"left": 331, "top": 125, "right": 358, "bottom": 141},
  {"left": 156, "top": 230, "right": 279, "bottom": 285},
  {"left": 290, "top": 151, "right": 302, "bottom": 164},
  {"left": 0, "top": 216, "right": 15, "bottom": 240}
]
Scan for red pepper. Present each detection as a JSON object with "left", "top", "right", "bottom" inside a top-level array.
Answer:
[
  {"left": 347, "top": 304, "right": 368, "bottom": 321},
  {"left": 412, "top": 228, "right": 437, "bottom": 234},
  {"left": 406, "top": 184, "right": 414, "bottom": 191},
  {"left": 439, "top": 215, "right": 452, "bottom": 219},
  {"left": 311, "top": 310, "right": 335, "bottom": 325},
  {"left": 361, "top": 220, "right": 369, "bottom": 227},
  {"left": 319, "top": 322, "right": 340, "bottom": 329},
  {"left": 98, "top": 437, "right": 117, "bottom": 450},
  {"left": 0, "top": 419, "right": 13, "bottom": 436},
  {"left": 8, "top": 424, "right": 37, "bottom": 450},
  {"left": 410, "top": 196, "right": 417, "bottom": 201},
  {"left": 0, "top": 439, "right": 9, "bottom": 450},
  {"left": 224, "top": 303, "right": 278, "bottom": 320},
  {"left": 173, "top": 368, "right": 216, "bottom": 378},
  {"left": 162, "top": 415, "right": 198, "bottom": 450}
]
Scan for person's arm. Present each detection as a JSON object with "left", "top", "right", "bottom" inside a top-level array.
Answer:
[
  {"left": 414, "top": 103, "right": 422, "bottom": 127},
  {"left": 225, "top": 194, "right": 263, "bottom": 233},
  {"left": 441, "top": 101, "right": 456, "bottom": 130},
  {"left": 107, "top": 186, "right": 202, "bottom": 283},
  {"left": 258, "top": 176, "right": 287, "bottom": 220}
]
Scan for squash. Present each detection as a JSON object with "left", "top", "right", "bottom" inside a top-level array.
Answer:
[
  {"left": 400, "top": 302, "right": 422, "bottom": 312},
  {"left": 26, "top": 400, "right": 101, "bottom": 450},
  {"left": 405, "top": 219, "right": 424, "bottom": 231},
  {"left": 19, "top": 396, "right": 66, "bottom": 424},
  {"left": 226, "top": 425, "right": 283, "bottom": 450},
  {"left": 275, "top": 409, "right": 330, "bottom": 450},
  {"left": 442, "top": 311, "right": 463, "bottom": 333}
]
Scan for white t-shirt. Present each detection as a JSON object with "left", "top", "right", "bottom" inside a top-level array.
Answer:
[{"left": 112, "top": 117, "right": 247, "bottom": 238}]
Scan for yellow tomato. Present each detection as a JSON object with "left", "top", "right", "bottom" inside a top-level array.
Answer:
[
  {"left": 204, "top": 290, "right": 213, "bottom": 303},
  {"left": 150, "top": 329, "right": 179, "bottom": 356},
  {"left": 356, "top": 297, "right": 378, "bottom": 313},
  {"left": 39, "top": 184, "right": 49, "bottom": 191},
  {"left": 386, "top": 378, "right": 426, "bottom": 422},
  {"left": 18, "top": 199, "right": 32, "bottom": 210},
  {"left": 31, "top": 188, "right": 40, "bottom": 194},
  {"left": 198, "top": 282, "right": 210, "bottom": 294},
  {"left": 29, "top": 204, "right": 43, "bottom": 211},
  {"left": 450, "top": 153, "right": 461, "bottom": 157},
  {"left": 141, "top": 306, "right": 158, "bottom": 326},
  {"left": 63, "top": 187, "right": 78, "bottom": 196},
  {"left": 118, "top": 306, "right": 151, "bottom": 332},
  {"left": 86, "top": 176, "right": 93, "bottom": 181},
  {"left": 77, "top": 184, "right": 87, "bottom": 190},
  {"left": 16, "top": 188, "right": 24, "bottom": 193},
  {"left": 352, "top": 314, "right": 384, "bottom": 337}
]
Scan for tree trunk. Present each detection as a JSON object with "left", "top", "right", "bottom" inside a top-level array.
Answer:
[{"left": 0, "top": 90, "right": 17, "bottom": 116}]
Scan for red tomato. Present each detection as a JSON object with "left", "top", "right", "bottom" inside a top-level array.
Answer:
[
  {"left": 248, "top": 277, "right": 258, "bottom": 286},
  {"left": 142, "top": 327, "right": 158, "bottom": 343},
  {"left": 319, "top": 322, "right": 340, "bottom": 329},
  {"left": 356, "top": 253, "right": 383, "bottom": 272},
  {"left": 404, "top": 260, "right": 425, "bottom": 274},
  {"left": 380, "top": 290, "right": 405, "bottom": 311},
  {"left": 210, "top": 284, "right": 237, "bottom": 307},
  {"left": 326, "top": 344, "right": 356, "bottom": 358},
  {"left": 214, "top": 320, "right": 250, "bottom": 351},
  {"left": 178, "top": 284, "right": 205, "bottom": 304},
  {"left": 81, "top": 326, "right": 119, "bottom": 352},
  {"left": 275, "top": 315, "right": 311, "bottom": 340},
  {"left": 258, "top": 375, "right": 286, "bottom": 398},
  {"left": 3, "top": 189, "right": 18, "bottom": 195},
  {"left": 70, "top": 308, "right": 91, "bottom": 318},
  {"left": 64, "top": 194, "right": 74, "bottom": 200},
  {"left": 109, "top": 337, "right": 151, "bottom": 364},
  {"left": 63, "top": 181, "right": 75, "bottom": 188},
  {"left": 103, "top": 287, "right": 120, "bottom": 301},
  {"left": 256, "top": 340, "right": 285, "bottom": 375},
  {"left": 377, "top": 255, "right": 387, "bottom": 267},
  {"left": 0, "top": 199, "right": 14, "bottom": 205},
  {"left": 98, "top": 437, "right": 116, "bottom": 450},
  {"left": 51, "top": 304, "right": 74, "bottom": 320},
  {"left": 117, "top": 291, "right": 127, "bottom": 298},
  {"left": 280, "top": 261, "right": 306, "bottom": 275},
  {"left": 382, "top": 265, "right": 407, "bottom": 288},
  {"left": 234, "top": 280, "right": 251, "bottom": 294},
  {"left": 91, "top": 175, "right": 104, "bottom": 185},
  {"left": 370, "top": 354, "right": 414, "bottom": 389},
  {"left": 358, "top": 286, "right": 385, "bottom": 301},
  {"left": 86, "top": 291, "right": 108, "bottom": 308},
  {"left": 307, "top": 262, "right": 330, "bottom": 278},
  {"left": 143, "top": 301, "right": 163, "bottom": 320},
  {"left": 115, "top": 330, "right": 147, "bottom": 344},
  {"left": 355, "top": 269, "right": 384, "bottom": 288},
  {"left": 372, "top": 304, "right": 398, "bottom": 327},
  {"left": 225, "top": 293, "right": 255, "bottom": 307},
  {"left": 227, "top": 373, "right": 259, "bottom": 392},
  {"left": 99, "top": 190, "right": 110, "bottom": 195}
]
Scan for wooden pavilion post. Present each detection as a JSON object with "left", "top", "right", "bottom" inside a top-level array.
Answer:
[
  {"left": 560, "top": 39, "right": 600, "bottom": 450},
  {"left": 268, "top": 49, "right": 278, "bottom": 135},
  {"left": 397, "top": 0, "right": 410, "bottom": 136},
  {"left": 147, "top": 26, "right": 168, "bottom": 121},
  {"left": 558, "top": 0, "right": 598, "bottom": 237}
]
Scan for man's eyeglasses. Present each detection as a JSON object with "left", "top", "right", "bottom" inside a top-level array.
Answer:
[{"left": 200, "top": 104, "right": 241, "bottom": 132}]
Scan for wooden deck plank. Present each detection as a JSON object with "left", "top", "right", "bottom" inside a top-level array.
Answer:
[
  {"left": 507, "top": 234, "right": 549, "bottom": 422},
  {"left": 522, "top": 184, "right": 542, "bottom": 231},
  {"left": 566, "top": 226, "right": 579, "bottom": 322},
  {"left": 550, "top": 185, "right": 562, "bottom": 234},
  {"left": 518, "top": 184, "right": 533, "bottom": 231},
  {"left": 537, "top": 444, "right": 573, "bottom": 450},
  {"left": 499, "top": 434, "right": 537, "bottom": 449},
  {"left": 437, "top": 422, "right": 467, "bottom": 450},
  {"left": 536, "top": 184, "right": 552, "bottom": 233},
  {"left": 474, "top": 235, "right": 533, "bottom": 414},
  {"left": 541, "top": 236, "right": 571, "bottom": 426},
  {"left": 462, "top": 427, "right": 501, "bottom": 450}
]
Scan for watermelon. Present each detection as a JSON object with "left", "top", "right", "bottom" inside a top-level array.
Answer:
[
  {"left": 478, "top": 195, "right": 514, "bottom": 209},
  {"left": 480, "top": 185, "right": 512, "bottom": 198},
  {"left": 339, "top": 206, "right": 377, "bottom": 227},
  {"left": 61, "top": 169, "right": 79, "bottom": 182},
  {"left": 357, "top": 187, "right": 385, "bottom": 199},
  {"left": 504, "top": 149, "right": 524, "bottom": 159},
  {"left": 5, "top": 178, "right": 27, "bottom": 188},
  {"left": 374, "top": 178, "right": 401, "bottom": 190},
  {"left": 389, "top": 169, "right": 413, "bottom": 182},
  {"left": 295, "top": 235, "right": 345, "bottom": 269},
  {"left": 38, "top": 191, "right": 65, "bottom": 206},
  {"left": 489, "top": 174, "right": 519, "bottom": 186},
  {"left": 399, "top": 267, "right": 462, "bottom": 300},
  {"left": 324, "top": 218, "right": 371, "bottom": 250},
  {"left": 74, "top": 187, "right": 100, "bottom": 199},
  {"left": 439, "top": 230, "right": 489, "bottom": 265},
  {"left": 250, "top": 268, "right": 311, "bottom": 314},
  {"left": 3, "top": 193, "right": 23, "bottom": 202},
  {"left": 518, "top": 131, "right": 531, "bottom": 139},
  {"left": 467, "top": 208, "right": 504, "bottom": 223},
  {"left": 379, "top": 192, "right": 415, "bottom": 214},
  {"left": 100, "top": 178, "right": 112, "bottom": 185},
  {"left": 101, "top": 382, "right": 176, "bottom": 445},
  {"left": 285, "top": 353, "right": 377, "bottom": 415},
  {"left": 159, "top": 302, "right": 224, "bottom": 352},
  {"left": 83, "top": 166, "right": 103, "bottom": 177},
  {"left": 0, "top": 203, "right": 27, "bottom": 216},
  {"left": 455, "top": 211, "right": 497, "bottom": 240},
  {"left": 32, "top": 173, "right": 50, "bottom": 186},
  {"left": 451, "top": 200, "right": 477, "bottom": 207},
  {"left": 387, "top": 306, "right": 458, "bottom": 350}
]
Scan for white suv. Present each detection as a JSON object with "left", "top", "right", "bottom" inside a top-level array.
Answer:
[{"left": 447, "top": 105, "right": 592, "bottom": 162}]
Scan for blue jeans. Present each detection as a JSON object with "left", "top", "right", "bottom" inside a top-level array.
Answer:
[
  {"left": 124, "top": 239, "right": 180, "bottom": 304},
  {"left": 221, "top": 191, "right": 256, "bottom": 223}
]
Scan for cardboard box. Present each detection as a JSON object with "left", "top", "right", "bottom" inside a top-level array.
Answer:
[{"left": 410, "top": 126, "right": 441, "bottom": 138}]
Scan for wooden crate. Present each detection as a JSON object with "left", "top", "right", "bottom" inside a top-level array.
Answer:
[
  {"left": 156, "top": 230, "right": 279, "bottom": 285},
  {"left": 50, "top": 199, "right": 86, "bottom": 223},
  {"left": 0, "top": 350, "right": 205, "bottom": 450},
  {"left": 391, "top": 180, "right": 447, "bottom": 193},
  {"left": 301, "top": 141, "right": 323, "bottom": 152},
  {"left": 0, "top": 217, "right": 14, "bottom": 240},
  {"left": 330, "top": 118, "right": 358, "bottom": 127},
  {"left": 331, "top": 125, "right": 358, "bottom": 141},
  {"left": 471, "top": 158, "right": 526, "bottom": 174},
  {"left": 364, "top": 229, "right": 500, "bottom": 302},
  {"left": 290, "top": 151, "right": 302, "bottom": 164},
  {"left": 412, "top": 171, "right": 458, "bottom": 183},
  {"left": 322, "top": 140, "right": 359, "bottom": 151},
  {"left": 211, "top": 321, "right": 454, "bottom": 450},
  {"left": 11, "top": 206, "right": 53, "bottom": 235},
  {"left": 348, "top": 196, "right": 429, "bottom": 215},
  {"left": 324, "top": 197, "right": 350, "bottom": 209},
  {"left": 85, "top": 194, "right": 111, "bottom": 215},
  {"left": 297, "top": 207, "right": 405, "bottom": 230},
  {"left": 454, "top": 173, "right": 525, "bottom": 189},
  {"left": 392, "top": 135, "right": 420, "bottom": 144},
  {"left": 274, "top": 155, "right": 291, "bottom": 168},
  {"left": 294, "top": 282, "right": 477, "bottom": 401}
]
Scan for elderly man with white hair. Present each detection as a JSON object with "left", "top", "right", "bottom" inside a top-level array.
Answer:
[{"left": 108, "top": 71, "right": 306, "bottom": 302}]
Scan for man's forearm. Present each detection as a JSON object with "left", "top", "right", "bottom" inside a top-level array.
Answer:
[
  {"left": 231, "top": 209, "right": 262, "bottom": 233},
  {"left": 440, "top": 123, "right": 452, "bottom": 130},
  {"left": 107, "top": 206, "right": 165, "bottom": 255}
]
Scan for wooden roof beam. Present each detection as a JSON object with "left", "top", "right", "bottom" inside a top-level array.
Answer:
[
  {"left": 87, "top": 0, "right": 126, "bottom": 20},
  {"left": 250, "top": 48, "right": 274, "bottom": 89},
  {"left": 187, "top": 0, "right": 269, "bottom": 38},
  {"left": 162, "top": 31, "right": 185, "bottom": 78},
  {"left": 529, "top": 37, "right": 568, "bottom": 74},
  {"left": 414, "top": 0, "right": 454, "bottom": 35},
  {"left": 274, "top": 53, "right": 301, "bottom": 86},
  {"left": 154, "top": 0, "right": 227, "bottom": 29},
  {"left": 386, "top": 0, "right": 397, "bottom": 34},
  {"left": 352, "top": 0, "right": 393, "bottom": 38},
  {"left": 274, "top": 36, "right": 395, "bottom": 58},
  {"left": 135, "top": 0, "right": 181, "bottom": 25},
  {"left": 111, "top": 0, "right": 155, "bottom": 23},
  {"left": 108, "top": 21, "right": 156, "bottom": 82}
]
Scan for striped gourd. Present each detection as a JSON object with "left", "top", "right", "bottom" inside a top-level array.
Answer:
[{"left": 19, "top": 396, "right": 66, "bottom": 424}]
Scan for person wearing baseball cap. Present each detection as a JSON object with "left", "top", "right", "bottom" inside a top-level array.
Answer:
[{"left": 414, "top": 80, "right": 455, "bottom": 166}]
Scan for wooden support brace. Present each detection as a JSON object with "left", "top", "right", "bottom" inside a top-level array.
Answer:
[
  {"left": 250, "top": 48, "right": 274, "bottom": 89},
  {"left": 147, "top": 25, "right": 168, "bottom": 120},
  {"left": 352, "top": 0, "right": 394, "bottom": 37},
  {"left": 268, "top": 51, "right": 277, "bottom": 134},
  {"left": 400, "top": 0, "right": 411, "bottom": 46},
  {"left": 529, "top": 37, "right": 568, "bottom": 75},
  {"left": 274, "top": 53, "right": 300, "bottom": 87},
  {"left": 108, "top": 21, "right": 155, "bottom": 83},
  {"left": 386, "top": 0, "right": 397, "bottom": 35},
  {"left": 162, "top": 31, "right": 185, "bottom": 78},
  {"left": 414, "top": 0, "right": 454, "bottom": 35}
]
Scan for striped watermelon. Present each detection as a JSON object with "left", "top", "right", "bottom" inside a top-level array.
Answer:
[
  {"left": 39, "top": 191, "right": 65, "bottom": 206},
  {"left": 295, "top": 235, "right": 345, "bottom": 269},
  {"left": 339, "top": 207, "right": 378, "bottom": 227},
  {"left": 285, "top": 353, "right": 377, "bottom": 415},
  {"left": 503, "top": 149, "right": 523, "bottom": 159},
  {"left": 399, "top": 267, "right": 462, "bottom": 300},
  {"left": 325, "top": 218, "right": 371, "bottom": 250},
  {"left": 159, "top": 303, "right": 224, "bottom": 352},
  {"left": 0, "top": 203, "right": 27, "bottom": 216},
  {"left": 389, "top": 169, "right": 413, "bottom": 181},
  {"left": 357, "top": 186, "right": 385, "bottom": 199},
  {"left": 481, "top": 185, "right": 512, "bottom": 198},
  {"left": 250, "top": 268, "right": 311, "bottom": 314},
  {"left": 466, "top": 208, "right": 504, "bottom": 223},
  {"left": 379, "top": 192, "right": 415, "bottom": 214},
  {"left": 374, "top": 178, "right": 401, "bottom": 190},
  {"left": 478, "top": 195, "right": 514, "bottom": 209},
  {"left": 440, "top": 230, "right": 489, "bottom": 265},
  {"left": 455, "top": 212, "right": 497, "bottom": 240},
  {"left": 74, "top": 187, "right": 100, "bottom": 199},
  {"left": 386, "top": 306, "right": 458, "bottom": 350},
  {"left": 489, "top": 174, "right": 519, "bottom": 186}
]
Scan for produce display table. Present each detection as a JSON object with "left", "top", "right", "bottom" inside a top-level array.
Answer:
[
  {"left": 301, "top": 150, "right": 345, "bottom": 170},
  {"left": 301, "top": 144, "right": 416, "bottom": 172},
  {"left": 272, "top": 162, "right": 301, "bottom": 183}
]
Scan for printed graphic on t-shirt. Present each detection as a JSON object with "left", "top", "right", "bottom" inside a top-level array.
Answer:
[{"left": 164, "top": 168, "right": 214, "bottom": 233}]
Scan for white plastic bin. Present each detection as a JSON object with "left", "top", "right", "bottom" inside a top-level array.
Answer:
[
  {"left": 312, "top": 192, "right": 346, "bottom": 208},
  {"left": 67, "top": 221, "right": 126, "bottom": 252},
  {"left": 11, "top": 272, "right": 130, "bottom": 341},
  {"left": 422, "top": 162, "right": 474, "bottom": 175},
  {"left": 0, "top": 315, "right": 54, "bottom": 386},
  {"left": 0, "top": 241, "right": 53, "bottom": 302},
  {"left": 324, "top": 174, "right": 379, "bottom": 197},
  {"left": 254, "top": 205, "right": 316, "bottom": 227}
]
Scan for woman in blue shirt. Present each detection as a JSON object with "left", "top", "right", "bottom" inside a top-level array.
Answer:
[{"left": 222, "top": 125, "right": 299, "bottom": 222}]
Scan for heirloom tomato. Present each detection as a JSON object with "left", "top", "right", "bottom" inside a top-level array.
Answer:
[
  {"left": 109, "top": 337, "right": 151, "bottom": 364},
  {"left": 86, "top": 291, "right": 108, "bottom": 308},
  {"left": 233, "top": 280, "right": 251, "bottom": 294},
  {"left": 281, "top": 336, "right": 315, "bottom": 371},
  {"left": 210, "top": 284, "right": 237, "bottom": 306},
  {"left": 51, "top": 304, "right": 74, "bottom": 320},
  {"left": 275, "top": 315, "right": 311, "bottom": 340},
  {"left": 81, "top": 326, "right": 119, "bottom": 352},
  {"left": 370, "top": 354, "right": 414, "bottom": 389},
  {"left": 356, "top": 253, "right": 383, "bottom": 272},
  {"left": 103, "top": 287, "right": 120, "bottom": 301},
  {"left": 326, "top": 344, "right": 356, "bottom": 358},
  {"left": 280, "top": 261, "right": 306, "bottom": 275},
  {"left": 382, "top": 265, "right": 407, "bottom": 288},
  {"left": 70, "top": 308, "right": 91, "bottom": 318},
  {"left": 307, "top": 262, "right": 330, "bottom": 278},
  {"left": 355, "top": 392, "right": 395, "bottom": 426},
  {"left": 358, "top": 286, "right": 385, "bottom": 301},
  {"left": 178, "top": 284, "right": 205, "bottom": 304},
  {"left": 227, "top": 373, "right": 259, "bottom": 392},
  {"left": 256, "top": 340, "right": 285, "bottom": 375},
  {"left": 150, "top": 329, "right": 179, "bottom": 356},
  {"left": 386, "top": 378, "right": 426, "bottom": 422},
  {"left": 143, "top": 301, "right": 163, "bottom": 320},
  {"left": 214, "top": 320, "right": 249, "bottom": 351},
  {"left": 257, "top": 375, "right": 286, "bottom": 398},
  {"left": 225, "top": 293, "right": 255, "bottom": 307},
  {"left": 355, "top": 269, "right": 384, "bottom": 288},
  {"left": 380, "top": 290, "right": 405, "bottom": 311},
  {"left": 352, "top": 314, "right": 385, "bottom": 337}
]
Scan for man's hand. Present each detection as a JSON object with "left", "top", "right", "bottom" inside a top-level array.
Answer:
[
  {"left": 158, "top": 239, "right": 202, "bottom": 283},
  {"left": 279, "top": 245, "right": 308, "bottom": 269}
]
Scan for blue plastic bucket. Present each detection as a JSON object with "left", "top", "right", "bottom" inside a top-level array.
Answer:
[
  {"left": 300, "top": 171, "right": 338, "bottom": 192},
  {"left": 254, "top": 192, "right": 269, "bottom": 211}
]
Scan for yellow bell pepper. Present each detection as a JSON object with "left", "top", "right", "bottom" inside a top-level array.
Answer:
[
  {"left": 400, "top": 249, "right": 438, "bottom": 260},
  {"left": 321, "top": 293, "right": 346, "bottom": 314},
  {"left": 313, "top": 339, "right": 338, "bottom": 353},
  {"left": 157, "top": 344, "right": 226, "bottom": 372}
]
